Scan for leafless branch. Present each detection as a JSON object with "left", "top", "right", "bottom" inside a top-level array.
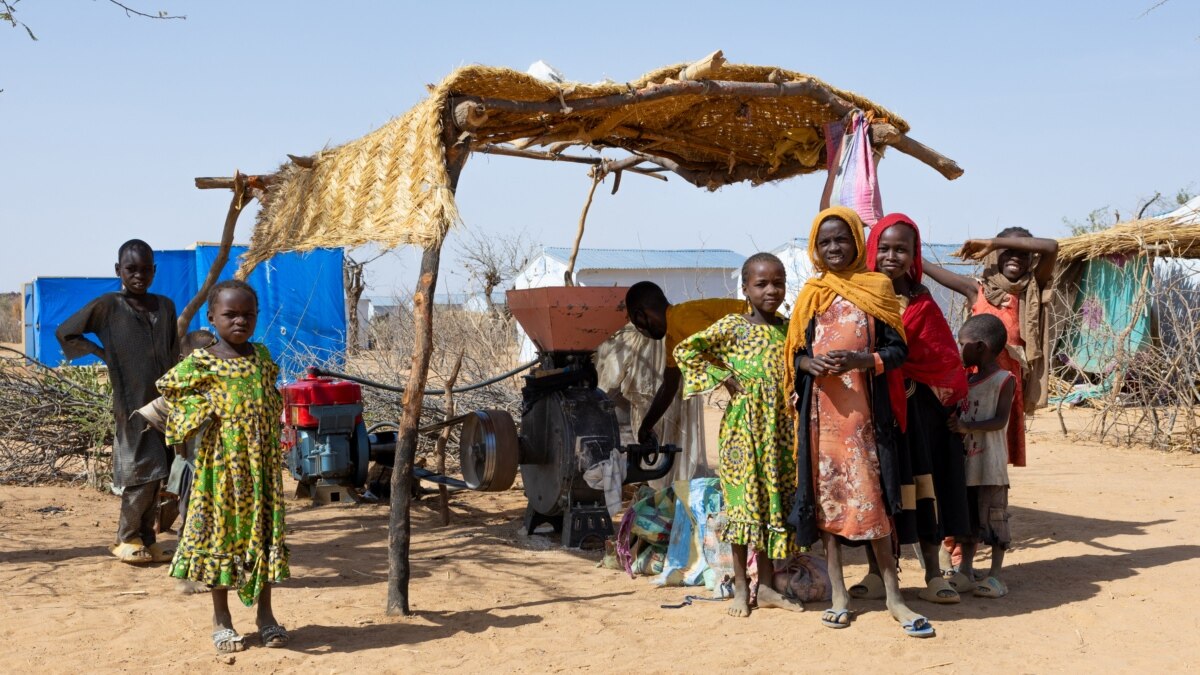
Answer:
[{"left": 103, "top": 1, "right": 186, "bottom": 20}]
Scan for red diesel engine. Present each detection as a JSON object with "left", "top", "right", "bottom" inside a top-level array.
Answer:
[{"left": 280, "top": 372, "right": 371, "bottom": 503}]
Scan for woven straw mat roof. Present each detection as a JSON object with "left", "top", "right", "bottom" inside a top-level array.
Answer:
[
  {"left": 245, "top": 62, "right": 909, "bottom": 271},
  {"left": 1057, "top": 217, "right": 1200, "bottom": 262}
]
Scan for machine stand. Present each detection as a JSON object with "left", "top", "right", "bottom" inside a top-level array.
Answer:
[
  {"left": 297, "top": 483, "right": 351, "bottom": 506},
  {"left": 561, "top": 502, "right": 612, "bottom": 549},
  {"left": 523, "top": 506, "right": 563, "bottom": 537}
]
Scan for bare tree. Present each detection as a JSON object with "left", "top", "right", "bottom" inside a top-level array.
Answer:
[
  {"left": 3, "top": 0, "right": 185, "bottom": 41},
  {"left": 455, "top": 230, "right": 536, "bottom": 317},
  {"left": 344, "top": 250, "right": 388, "bottom": 353}
]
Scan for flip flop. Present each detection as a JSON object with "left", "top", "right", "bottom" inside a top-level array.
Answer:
[
  {"left": 259, "top": 623, "right": 290, "bottom": 648},
  {"left": 212, "top": 628, "right": 245, "bottom": 653},
  {"left": 974, "top": 576, "right": 1008, "bottom": 599},
  {"left": 901, "top": 615, "right": 936, "bottom": 638},
  {"left": 945, "top": 571, "right": 971, "bottom": 592},
  {"left": 918, "top": 576, "right": 961, "bottom": 604},
  {"left": 147, "top": 542, "right": 174, "bottom": 563},
  {"left": 848, "top": 573, "right": 885, "bottom": 600},
  {"left": 820, "top": 608, "right": 852, "bottom": 629},
  {"left": 111, "top": 539, "right": 153, "bottom": 565}
]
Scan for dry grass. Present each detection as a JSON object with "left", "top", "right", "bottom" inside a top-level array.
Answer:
[{"left": 1057, "top": 218, "right": 1200, "bottom": 262}]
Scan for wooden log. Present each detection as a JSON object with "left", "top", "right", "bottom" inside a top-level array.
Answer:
[
  {"left": 177, "top": 172, "right": 247, "bottom": 338},
  {"left": 871, "top": 123, "right": 964, "bottom": 181},
  {"left": 452, "top": 100, "right": 490, "bottom": 130},
  {"left": 386, "top": 101, "right": 470, "bottom": 618},
  {"left": 678, "top": 49, "right": 725, "bottom": 81},
  {"left": 564, "top": 174, "right": 602, "bottom": 285},
  {"left": 195, "top": 174, "right": 277, "bottom": 190},
  {"left": 473, "top": 144, "right": 667, "bottom": 181},
  {"left": 433, "top": 352, "right": 464, "bottom": 527},
  {"left": 451, "top": 78, "right": 963, "bottom": 180}
]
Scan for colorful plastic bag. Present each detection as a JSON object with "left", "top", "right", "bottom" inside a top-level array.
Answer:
[{"left": 821, "top": 110, "right": 883, "bottom": 226}]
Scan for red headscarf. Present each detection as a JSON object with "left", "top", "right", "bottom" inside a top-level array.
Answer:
[{"left": 866, "top": 213, "right": 968, "bottom": 430}]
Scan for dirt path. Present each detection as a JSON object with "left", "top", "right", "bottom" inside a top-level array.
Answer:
[{"left": 2, "top": 408, "right": 1199, "bottom": 673}]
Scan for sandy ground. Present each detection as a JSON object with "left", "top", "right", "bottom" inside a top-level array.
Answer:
[{"left": 2, "top": 407, "right": 1200, "bottom": 673}]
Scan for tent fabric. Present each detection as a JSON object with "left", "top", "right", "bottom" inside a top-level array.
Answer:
[
  {"left": 27, "top": 247, "right": 345, "bottom": 377},
  {"left": 1060, "top": 255, "right": 1152, "bottom": 374}
]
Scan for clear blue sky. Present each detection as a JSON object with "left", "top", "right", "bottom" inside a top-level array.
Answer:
[{"left": 2, "top": 1, "right": 1197, "bottom": 295}]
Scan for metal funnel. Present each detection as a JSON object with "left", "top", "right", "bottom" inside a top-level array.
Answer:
[{"left": 506, "top": 286, "right": 630, "bottom": 353}]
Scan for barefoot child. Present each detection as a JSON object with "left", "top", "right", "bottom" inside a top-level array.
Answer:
[
  {"left": 674, "top": 253, "right": 800, "bottom": 617},
  {"left": 923, "top": 228, "right": 1059, "bottom": 468},
  {"left": 785, "top": 207, "right": 934, "bottom": 638},
  {"left": 948, "top": 314, "right": 1017, "bottom": 598},
  {"left": 852, "top": 213, "right": 971, "bottom": 605},
  {"left": 56, "top": 239, "right": 180, "bottom": 564},
  {"left": 157, "top": 280, "right": 290, "bottom": 653}
]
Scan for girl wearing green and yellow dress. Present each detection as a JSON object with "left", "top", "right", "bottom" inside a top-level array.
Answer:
[
  {"left": 673, "top": 253, "right": 801, "bottom": 618},
  {"left": 157, "top": 280, "right": 290, "bottom": 653}
]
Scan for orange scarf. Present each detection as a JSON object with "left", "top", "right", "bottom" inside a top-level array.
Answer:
[{"left": 783, "top": 206, "right": 907, "bottom": 400}]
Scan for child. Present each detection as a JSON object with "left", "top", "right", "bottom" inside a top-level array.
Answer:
[
  {"left": 852, "top": 213, "right": 972, "bottom": 605},
  {"left": 157, "top": 280, "right": 290, "bottom": 653},
  {"left": 137, "top": 330, "right": 217, "bottom": 535},
  {"left": 673, "top": 253, "right": 800, "bottom": 617},
  {"left": 948, "top": 314, "right": 1017, "bottom": 598},
  {"left": 56, "top": 239, "right": 179, "bottom": 564},
  {"left": 923, "top": 228, "right": 1059, "bottom": 468},
  {"left": 625, "top": 282, "right": 744, "bottom": 445},
  {"left": 785, "top": 207, "right": 934, "bottom": 638}
]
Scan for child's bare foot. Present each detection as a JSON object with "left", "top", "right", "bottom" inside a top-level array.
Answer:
[
  {"left": 756, "top": 585, "right": 804, "bottom": 612},
  {"left": 888, "top": 598, "right": 935, "bottom": 638},
  {"left": 727, "top": 579, "right": 751, "bottom": 617}
]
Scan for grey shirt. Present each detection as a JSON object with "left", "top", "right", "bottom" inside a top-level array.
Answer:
[{"left": 56, "top": 292, "right": 179, "bottom": 487}]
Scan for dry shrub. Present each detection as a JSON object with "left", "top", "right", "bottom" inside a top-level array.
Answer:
[
  {"left": 0, "top": 354, "right": 115, "bottom": 486},
  {"left": 1050, "top": 261, "right": 1200, "bottom": 452},
  {"left": 0, "top": 292, "right": 20, "bottom": 344},
  {"left": 280, "top": 295, "right": 525, "bottom": 474}
]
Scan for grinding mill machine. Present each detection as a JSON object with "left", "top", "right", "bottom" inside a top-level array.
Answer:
[{"left": 458, "top": 286, "right": 678, "bottom": 547}]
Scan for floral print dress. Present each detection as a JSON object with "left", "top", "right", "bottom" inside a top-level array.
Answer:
[
  {"left": 674, "top": 314, "right": 796, "bottom": 559},
  {"left": 157, "top": 343, "right": 289, "bottom": 606},
  {"left": 810, "top": 297, "right": 891, "bottom": 541}
]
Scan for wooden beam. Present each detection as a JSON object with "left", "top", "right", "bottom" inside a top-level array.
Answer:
[
  {"left": 473, "top": 144, "right": 668, "bottom": 180},
  {"left": 677, "top": 49, "right": 726, "bottom": 81},
  {"left": 386, "top": 101, "right": 471, "bottom": 618},
  {"left": 177, "top": 172, "right": 247, "bottom": 337},
  {"left": 451, "top": 78, "right": 963, "bottom": 180}
]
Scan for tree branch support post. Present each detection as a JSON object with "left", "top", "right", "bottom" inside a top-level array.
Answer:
[
  {"left": 433, "top": 351, "right": 464, "bottom": 526},
  {"left": 178, "top": 171, "right": 248, "bottom": 338},
  {"left": 386, "top": 104, "right": 471, "bottom": 617},
  {"left": 564, "top": 171, "right": 602, "bottom": 285}
]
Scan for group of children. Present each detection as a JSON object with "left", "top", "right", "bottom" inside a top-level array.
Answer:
[
  {"left": 655, "top": 206, "right": 1058, "bottom": 638},
  {"left": 57, "top": 241, "right": 290, "bottom": 654}
]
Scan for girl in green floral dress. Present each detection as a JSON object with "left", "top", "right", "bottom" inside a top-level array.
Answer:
[
  {"left": 157, "top": 280, "right": 290, "bottom": 653},
  {"left": 673, "top": 253, "right": 800, "bottom": 618}
]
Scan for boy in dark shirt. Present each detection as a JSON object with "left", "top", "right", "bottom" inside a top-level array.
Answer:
[{"left": 57, "top": 239, "right": 179, "bottom": 563}]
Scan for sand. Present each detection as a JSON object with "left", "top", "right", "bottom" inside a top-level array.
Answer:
[{"left": 2, "top": 406, "right": 1199, "bottom": 673}]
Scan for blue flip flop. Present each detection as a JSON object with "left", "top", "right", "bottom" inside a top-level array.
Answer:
[
  {"left": 821, "top": 608, "right": 852, "bottom": 629},
  {"left": 901, "top": 615, "right": 936, "bottom": 638}
]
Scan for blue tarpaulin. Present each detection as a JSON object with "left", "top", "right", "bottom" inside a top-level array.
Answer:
[{"left": 24, "top": 246, "right": 346, "bottom": 377}]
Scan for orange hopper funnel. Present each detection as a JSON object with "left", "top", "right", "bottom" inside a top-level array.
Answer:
[{"left": 507, "top": 286, "right": 631, "bottom": 353}]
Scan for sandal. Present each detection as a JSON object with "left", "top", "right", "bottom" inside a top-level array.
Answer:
[
  {"left": 900, "top": 615, "right": 936, "bottom": 638},
  {"left": 847, "top": 573, "right": 885, "bottom": 600},
  {"left": 944, "top": 570, "right": 971, "bottom": 592},
  {"left": 212, "top": 628, "right": 245, "bottom": 653},
  {"left": 974, "top": 576, "right": 1008, "bottom": 598},
  {"left": 111, "top": 539, "right": 153, "bottom": 565},
  {"left": 259, "top": 623, "right": 290, "bottom": 648},
  {"left": 918, "top": 576, "right": 961, "bottom": 604},
  {"left": 820, "top": 608, "right": 852, "bottom": 629},
  {"left": 147, "top": 542, "right": 174, "bottom": 563}
]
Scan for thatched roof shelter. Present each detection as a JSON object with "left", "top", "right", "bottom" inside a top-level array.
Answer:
[
  {"left": 228, "top": 52, "right": 962, "bottom": 271},
  {"left": 1057, "top": 217, "right": 1200, "bottom": 263},
  {"left": 194, "top": 51, "right": 963, "bottom": 616}
]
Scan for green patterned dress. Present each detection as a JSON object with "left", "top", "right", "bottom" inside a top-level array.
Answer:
[
  {"left": 157, "top": 343, "right": 289, "bottom": 606},
  {"left": 673, "top": 314, "right": 796, "bottom": 559}
]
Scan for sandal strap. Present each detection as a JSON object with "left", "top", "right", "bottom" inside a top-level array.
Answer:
[{"left": 212, "top": 628, "right": 243, "bottom": 645}]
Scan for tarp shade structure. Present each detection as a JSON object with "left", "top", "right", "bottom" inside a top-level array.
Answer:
[
  {"left": 1059, "top": 255, "right": 1152, "bottom": 374},
  {"left": 26, "top": 246, "right": 346, "bottom": 377}
]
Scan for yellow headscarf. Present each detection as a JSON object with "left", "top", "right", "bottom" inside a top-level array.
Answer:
[{"left": 783, "top": 206, "right": 907, "bottom": 398}]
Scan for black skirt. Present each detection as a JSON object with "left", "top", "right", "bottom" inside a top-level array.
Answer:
[{"left": 894, "top": 382, "right": 972, "bottom": 544}]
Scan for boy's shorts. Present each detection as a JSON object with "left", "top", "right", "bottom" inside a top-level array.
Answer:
[{"left": 967, "top": 485, "right": 1011, "bottom": 549}]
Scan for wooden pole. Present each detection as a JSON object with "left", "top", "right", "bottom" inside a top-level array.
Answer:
[
  {"left": 177, "top": 171, "right": 248, "bottom": 338},
  {"left": 564, "top": 173, "right": 602, "bottom": 285},
  {"left": 386, "top": 104, "right": 471, "bottom": 617},
  {"left": 433, "top": 351, "right": 464, "bottom": 527}
]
